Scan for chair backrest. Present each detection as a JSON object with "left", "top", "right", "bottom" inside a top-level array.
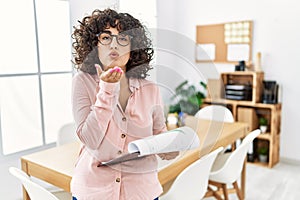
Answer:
[
  {"left": 9, "top": 167, "right": 59, "bottom": 200},
  {"left": 160, "top": 147, "right": 224, "bottom": 200},
  {"left": 57, "top": 122, "right": 77, "bottom": 146},
  {"left": 195, "top": 105, "right": 234, "bottom": 122},
  {"left": 209, "top": 129, "right": 261, "bottom": 183}
]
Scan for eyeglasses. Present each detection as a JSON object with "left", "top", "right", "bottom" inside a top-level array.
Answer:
[{"left": 97, "top": 32, "right": 131, "bottom": 46}]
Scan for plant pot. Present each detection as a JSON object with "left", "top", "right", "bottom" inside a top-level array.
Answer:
[
  {"left": 259, "top": 154, "right": 268, "bottom": 163},
  {"left": 260, "top": 125, "right": 267, "bottom": 133}
]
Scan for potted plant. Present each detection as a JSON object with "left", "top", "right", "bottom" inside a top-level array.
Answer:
[
  {"left": 257, "top": 146, "right": 268, "bottom": 163},
  {"left": 169, "top": 80, "right": 206, "bottom": 116},
  {"left": 259, "top": 117, "right": 268, "bottom": 133}
]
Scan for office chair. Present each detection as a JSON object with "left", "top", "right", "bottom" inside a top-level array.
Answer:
[
  {"left": 9, "top": 167, "right": 62, "bottom": 200},
  {"left": 160, "top": 147, "right": 224, "bottom": 200},
  {"left": 195, "top": 105, "right": 234, "bottom": 122},
  {"left": 195, "top": 105, "right": 236, "bottom": 151},
  {"left": 57, "top": 122, "right": 77, "bottom": 146},
  {"left": 207, "top": 129, "right": 261, "bottom": 200}
]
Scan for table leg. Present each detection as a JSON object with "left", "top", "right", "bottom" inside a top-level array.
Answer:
[{"left": 21, "top": 159, "right": 31, "bottom": 200}]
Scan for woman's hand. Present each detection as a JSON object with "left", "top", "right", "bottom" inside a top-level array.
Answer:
[
  {"left": 95, "top": 64, "right": 123, "bottom": 83},
  {"left": 158, "top": 151, "right": 179, "bottom": 160}
]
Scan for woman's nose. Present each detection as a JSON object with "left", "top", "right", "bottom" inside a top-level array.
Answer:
[{"left": 110, "top": 37, "right": 118, "bottom": 49}]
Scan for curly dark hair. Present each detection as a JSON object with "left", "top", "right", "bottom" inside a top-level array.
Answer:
[{"left": 72, "top": 8, "right": 154, "bottom": 79}]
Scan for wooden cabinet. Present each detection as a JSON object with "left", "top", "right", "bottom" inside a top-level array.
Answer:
[
  {"left": 204, "top": 72, "right": 281, "bottom": 168},
  {"left": 220, "top": 71, "right": 264, "bottom": 103}
]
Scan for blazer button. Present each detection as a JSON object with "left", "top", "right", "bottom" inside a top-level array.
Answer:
[
  {"left": 117, "top": 150, "right": 122, "bottom": 154},
  {"left": 116, "top": 177, "right": 121, "bottom": 182},
  {"left": 122, "top": 117, "right": 126, "bottom": 121},
  {"left": 121, "top": 133, "right": 126, "bottom": 138}
]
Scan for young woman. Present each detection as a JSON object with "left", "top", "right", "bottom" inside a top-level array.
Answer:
[{"left": 71, "top": 8, "right": 177, "bottom": 200}]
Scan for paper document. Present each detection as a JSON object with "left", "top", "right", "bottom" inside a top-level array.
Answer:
[{"left": 99, "top": 126, "right": 200, "bottom": 166}]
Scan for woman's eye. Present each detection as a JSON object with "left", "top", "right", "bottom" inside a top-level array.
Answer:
[
  {"left": 102, "top": 36, "right": 110, "bottom": 40},
  {"left": 118, "top": 37, "right": 128, "bottom": 42}
]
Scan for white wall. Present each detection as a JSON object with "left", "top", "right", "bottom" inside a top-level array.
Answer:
[
  {"left": 69, "top": 0, "right": 119, "bottom": 29},
  {"left": 69, "top": 0, "right": 300, "bottom": 162},
  {"left": 157, "top": 0, "right": 300, "bottom": 162}
]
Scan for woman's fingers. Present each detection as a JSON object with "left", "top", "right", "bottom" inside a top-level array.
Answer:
[
  {"left": 100, "top": 66, "right": 123, "bottom": 83},
  {"left": 95, "top": 64, "right": 103, "bottom": 77},
  {"left": 112, "top": 67, "right": 123, "bottom": 80}
]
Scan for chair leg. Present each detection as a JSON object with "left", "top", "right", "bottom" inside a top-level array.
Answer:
[
  {"left": 233, "top": 181, "right": 243, "bottom": 200},
  {"left": 206, "top": 185, "right": 223, "bottom": 200},
  {"left": 209, "top": 180, "right": 244, "bottom": 200},
  {"left": 221, "top": 183, "right": 229, "bottom": 200}
]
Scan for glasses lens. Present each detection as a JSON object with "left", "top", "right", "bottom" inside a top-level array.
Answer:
[
  {"left": 98, "top": 33, "right": 130, "bottom": 46},
  {"left": 99, "top": 33, "right": 112, "bottom": 45},
  {"left": 117, "top": 34, "right": 130, "bottom": 46}
]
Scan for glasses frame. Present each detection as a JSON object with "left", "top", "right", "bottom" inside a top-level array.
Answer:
[{"left": 97, "top": 32, "right": 132, "bottom": 47}]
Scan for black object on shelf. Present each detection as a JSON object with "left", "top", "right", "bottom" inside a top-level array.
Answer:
[
  {"left": 247, "top": 153, "right": 255, "bottom": 162},
  {"left": 262, "top": 81, "right": 278, "bottom": 104},
  {"left": 225, "top": 84, "right": 252, "bottom": 101},
  {"left": 247, "top": 139, "right": 255, "bottom": 162},
  {"left": 235, "top": 60, "right": 246, "bottom": 71}
]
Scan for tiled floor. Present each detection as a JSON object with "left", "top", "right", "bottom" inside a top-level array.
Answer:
[
  {"left": 2, "top": 157, "right": 300, "bottom": 200},
  {"left": 204, "top": 161, "right": 300, "bottom": 200}
]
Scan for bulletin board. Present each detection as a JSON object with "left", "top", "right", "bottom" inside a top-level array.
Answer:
[{"left": 196, "top": 20, "right": 253, "bottom": 63}]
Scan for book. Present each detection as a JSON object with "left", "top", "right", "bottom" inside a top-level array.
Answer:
[{"left": 99, "top": 126, "right": 200, "bottom": 166}]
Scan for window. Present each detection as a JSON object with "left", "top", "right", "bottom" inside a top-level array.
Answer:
[{"left": 0, "top": 0, "right": 73, "bottom": 156}]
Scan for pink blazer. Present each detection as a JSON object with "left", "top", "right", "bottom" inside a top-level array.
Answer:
[{"left": 71, "top": 71, "right": 167, "bottom": 200}]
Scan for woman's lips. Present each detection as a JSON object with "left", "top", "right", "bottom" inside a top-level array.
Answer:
[{"left": 109, "top": 51, "right": 119, "bottom": 59}]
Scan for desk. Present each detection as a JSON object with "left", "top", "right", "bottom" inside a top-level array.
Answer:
[{"left": 21, "top": 118, "right": 248, "bottom": 200}]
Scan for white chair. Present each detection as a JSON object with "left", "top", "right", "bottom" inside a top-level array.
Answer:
[
  {"left": 57, "top": 122, "right": 77, "bottom": 146},
  {"left": 8, "top": 167, "right": 70, "bottom": 200},
  {"left": 207, "top": 129, "right": 261, "bottom": 200},
  {"left": 194, "top": 105, "right": 234, "bottom": 122},
  {"left": 27, "top": 122, "right": 77, "bottom": 197},
  {"left": 195, "top": 105, "right": 236, "bottom": 151},
  {"left": 160, "top": 147, "right": 224, "bottom": 200}
]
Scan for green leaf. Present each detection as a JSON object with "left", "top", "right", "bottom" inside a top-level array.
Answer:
[
  {"left": 169, "top": 80, "right": 207, "bottom": 115},
  {"left": 259, "top": 117, "right": 268, "bottom": 125},
  {"left": 188, "top": 95, "right": 199, "bottom": 106},
  {"left": 200, "top": 81, "right": 207, "bottom": 89},
  {"left": 175, "top": 80, "right": 188, "bottom": 93}
]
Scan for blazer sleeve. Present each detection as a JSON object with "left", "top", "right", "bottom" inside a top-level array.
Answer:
[
  {"left": 152, "top": 85, "right": 168, "bottom": 135},
  {"left": 72, "top": 74, "right": 120, "bottom": 150}
]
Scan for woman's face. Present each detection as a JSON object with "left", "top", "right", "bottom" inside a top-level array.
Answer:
[{"left": 97, "top": 27, "right": 131, "bottom": 72}]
